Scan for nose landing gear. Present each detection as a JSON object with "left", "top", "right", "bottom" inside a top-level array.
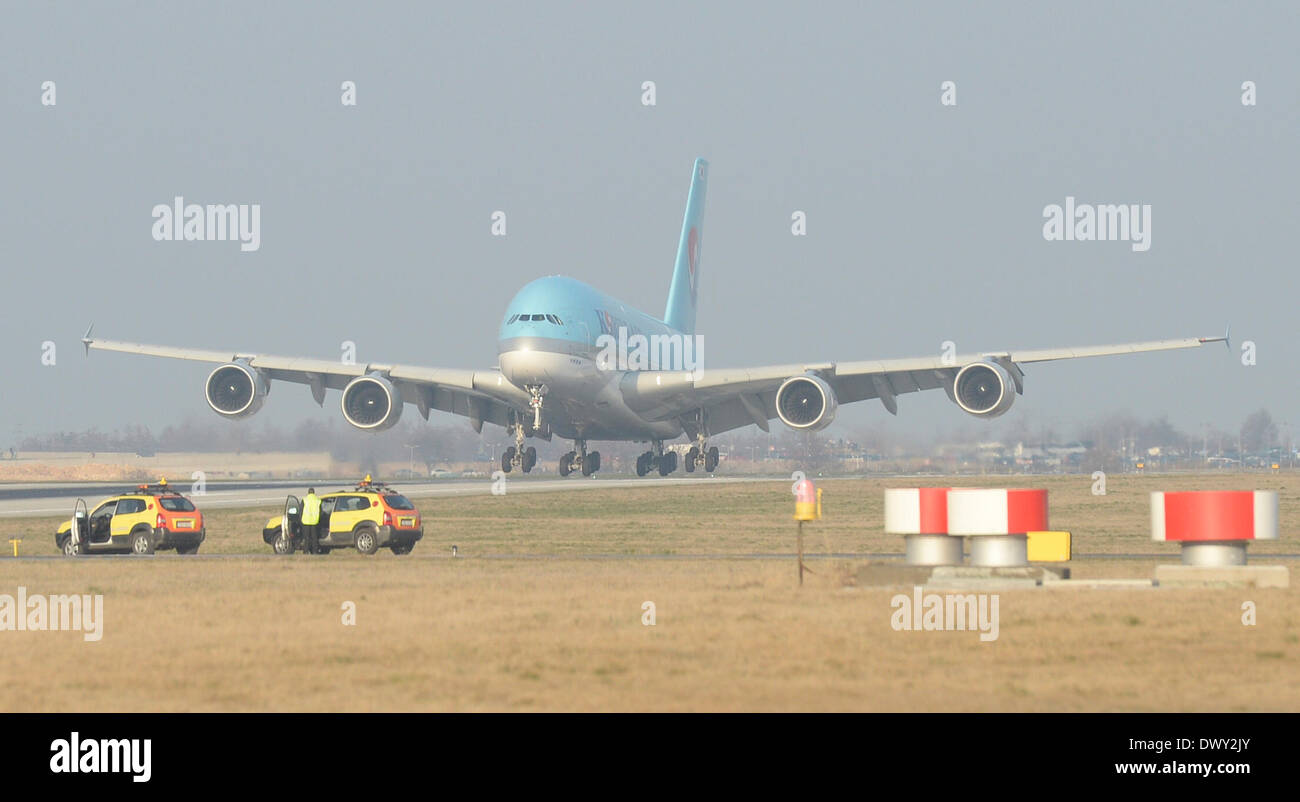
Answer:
[{"left": 501, "top": 390, "right": 546, "bottom": 474}]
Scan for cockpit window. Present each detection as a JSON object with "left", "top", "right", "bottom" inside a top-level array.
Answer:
[
  {"left": 531, "top": 314, "right": 545, "bottom": 321},
  {"left": 507, "top": 314, "right": 518, "bottom": 324},
  {"left": 546, "top": 315, "right": 560, "bottom": 324}
]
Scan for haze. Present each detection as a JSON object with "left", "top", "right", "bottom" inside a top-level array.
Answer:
[{"left": 1, "top": 2, "right": 1295, "bottom": 444}]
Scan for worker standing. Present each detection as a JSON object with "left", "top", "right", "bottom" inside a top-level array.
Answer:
[{"left": 301, "top": 487, "right": 322, "bottom": 555}]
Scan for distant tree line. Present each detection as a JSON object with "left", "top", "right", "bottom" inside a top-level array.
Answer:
[{"left": 15, "top": 408, "right": 1290, "bottom": 471}]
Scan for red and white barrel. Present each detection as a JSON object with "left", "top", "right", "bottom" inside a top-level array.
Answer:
[
  {"left": 884, "top": 488, "right": 960, "bottom": 565},
  {"left": 946, "top": 488, "right": 1049, "bottom": 566},
  {"left": 1152, "top": 490, "right": 1279, "bottom": 566}
]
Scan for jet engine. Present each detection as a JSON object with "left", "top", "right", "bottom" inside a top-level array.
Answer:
[
  {"left": 775, "top": 374, "right": 838, "bottom": 431},
  {"left": 341, "top": 373, "right": 403, "bottom": 431},
  {"left": 952, "top": 360, "right": 1016, "bottom": 418},
  {"left": 205, "top": 362, "right": 268, "bottom": 419}
]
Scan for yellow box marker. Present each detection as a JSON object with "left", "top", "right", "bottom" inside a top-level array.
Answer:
[{"left": 1026, "top": 531, "right": 1071, "bottom": 562}]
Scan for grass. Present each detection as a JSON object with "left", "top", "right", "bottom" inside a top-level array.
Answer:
[{"left": 0, "top": 472, "right": 1296, "bottom": 711}]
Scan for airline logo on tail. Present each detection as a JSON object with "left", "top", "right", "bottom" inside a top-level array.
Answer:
[
  {"left": 687, "top": 160, "right": 706, "bottom": 299},
  {"left": 664, "top": 158, "right": 708, "bottom": 336}
]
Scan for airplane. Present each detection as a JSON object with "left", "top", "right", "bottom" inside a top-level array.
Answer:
[{"left": 84, "top": 158, "right": 1228, "bottom": 478}]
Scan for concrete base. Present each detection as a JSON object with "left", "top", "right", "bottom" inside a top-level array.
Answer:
[
  {"left": 1155, "top": 564, "right": 1289, "bottom": 589},
  {"left": 853, "top": 563, "right": 1066, "bottom": 589},
  {"left": 926, "top": 577, "right": 1040, "bottom": 590},
  {"left": 904, "top": 534, "right": 964, "bottom": 566},
  {"left": 927, "top": 564, "right": 1064, "bottom": 590},
  {"left": 1041, "top": 578, "right": 1157, "bottom": 590},
  {"left": 968, "top": 535, "right": 1028, "bottom": 567},
  {"left": 1180, "top": 541, "right": 1248, "bottom": 566}
]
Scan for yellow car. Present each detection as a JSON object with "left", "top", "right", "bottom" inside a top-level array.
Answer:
[
  {"left": 261, "top": 478, "right": 423, "bottom": 556},
  {"left": 56, "top": 482, "right": 205, "bottom": 556}
]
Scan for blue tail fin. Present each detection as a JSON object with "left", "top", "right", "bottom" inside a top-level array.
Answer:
[{"left": 664, "top": 158, "right": 708, "bottom": 335}]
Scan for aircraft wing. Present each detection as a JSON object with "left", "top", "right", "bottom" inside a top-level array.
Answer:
[
  {"left": 619, "top": 334, "right": 1228, "bottom": 438},
  {"left": 83, "top": 336, "right": 532, "bottom": 433}
]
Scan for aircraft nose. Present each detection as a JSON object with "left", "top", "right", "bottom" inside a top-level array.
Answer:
[{"left": 499, "top": 349, "right": 544, "bottom": 385}]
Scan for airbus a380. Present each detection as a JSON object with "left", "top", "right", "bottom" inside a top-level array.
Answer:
[{"left": 85, "top": 159, "right": 1226, "bottom": 478}]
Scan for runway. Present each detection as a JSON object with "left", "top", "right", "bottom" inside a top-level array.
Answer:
[
  {"left": 0, "top": 475, "right": 767, "bottom": 518},
  {"left": 7, "top": 551, "right": 1299, "bottom": 562}
]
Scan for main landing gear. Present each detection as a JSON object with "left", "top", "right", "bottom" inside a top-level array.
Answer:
[
  {"left": 635, "top": 437, "right": 718, "bottom": 477},
  {"left": 559, "top": 439, "right": 600, "bottom": 477},
  {"left": 636, "top": 441, "right": 678, "bottom": 477},
  {"left": 685, "top": 433, "right": 720, "bottom": 474}
]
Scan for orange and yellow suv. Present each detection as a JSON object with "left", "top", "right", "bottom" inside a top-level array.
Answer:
[
  {"left": 261, "top": 476, "right": 423, "bottom": 556},
  {"left": 55, "top": 480, "right": 205, "bottom": 556}
]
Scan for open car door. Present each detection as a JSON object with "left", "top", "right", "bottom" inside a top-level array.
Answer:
[{"left": 274, "top": 494, "right": 301, "bottom": 555}]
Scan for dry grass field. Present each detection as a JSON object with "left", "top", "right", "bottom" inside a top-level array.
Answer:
[{"left": 0, "top": 472, "right": 1296, "bottom": 711}]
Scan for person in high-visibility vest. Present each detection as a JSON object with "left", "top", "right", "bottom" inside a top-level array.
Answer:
[{"left": 301, "top": 488, "right": 322, "bottom": 554}]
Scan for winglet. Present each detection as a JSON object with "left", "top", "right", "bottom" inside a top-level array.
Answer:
[
  {"left": 81, "top": 323, "right": 95, "bottom": 356},
  {"left": 1197, "top": 324, "right": 1231, "bottom": 352}
]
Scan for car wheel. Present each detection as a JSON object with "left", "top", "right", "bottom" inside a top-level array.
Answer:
[
  {"left": 130, "top": 530, "right": 155, "bottom": 555},
  {"left": 60, "top": 537, "right": 80, "bottom": 557},
  {"left": 273, "top": 530, "right": 296, "bottom": 555},
  {"left": 355, "top": 527, "right": 379, "bottom": 555},
  {"left": 177, "top": 544, "right": 200, "bottom": 555}
]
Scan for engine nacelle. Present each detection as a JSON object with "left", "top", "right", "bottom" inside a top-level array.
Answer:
[
  {"left": 341, "top": 373, "right": 403, "bottom": 431},
  {"left": 205, "top": 362, "right": 268, "bottom": 419},
  {"left": 775, "top": 374, "right": 838, "bottom": 431},
  {"left": 952, "top": 360, "right": 1016, "bottom": 418}
]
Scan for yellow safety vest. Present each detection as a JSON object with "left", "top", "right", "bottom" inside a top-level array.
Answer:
[{"left": 301, "top": 493, "right": 321, "bottom": 526}]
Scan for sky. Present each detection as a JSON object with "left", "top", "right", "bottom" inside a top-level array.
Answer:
[{"left": 0, "top": 1, "right": 1296, "bottom": 446}]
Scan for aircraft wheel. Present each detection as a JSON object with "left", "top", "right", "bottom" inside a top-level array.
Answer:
[
  {"left": 658, "top": 452, "right": 675, "bottom": 476},
  {"left": 589, "top": 451, "right": 600, "bottom": 473},
  {"left": 635, "top": 453, "right": 650, "bottom": 477},
  {"left": 523, "top": 446, "right": 537, "bottom": 473},
  {"left": 501, "top": 447, "right": 515, "bottom": 473},
  {"left": 705, "top": 446, "right": 719, "bottom": 472},
  {"left": 558, "top": 452, "right": 574, "bottom": 476}
]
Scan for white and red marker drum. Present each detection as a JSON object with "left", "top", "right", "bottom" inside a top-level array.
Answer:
[
  {"left": 946, "top": 488, "right": 1049, "bottom": 567},
  {"left": 1151, "top": 490, "right": 1279, "bottom": 566},
  {"left": 884, "top": 488, "right": 961, "bottom": 565}
]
